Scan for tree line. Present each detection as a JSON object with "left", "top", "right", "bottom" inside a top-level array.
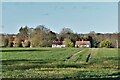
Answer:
[{"left": 1, "top": 25, "right": 119, "bottom": 48}]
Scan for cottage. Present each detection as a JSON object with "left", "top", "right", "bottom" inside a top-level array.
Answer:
[
  {"left": 52, "top": 41, "right": 65, "bottom": 48},
  {"left": 75, "top": 40, "right": 91, "bottom": 48}
]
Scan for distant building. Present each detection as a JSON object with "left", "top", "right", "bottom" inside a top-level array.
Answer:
[
  {"left": 52, "top": 41, "right": 65, "bottom": 48},
  {"left": 75, "top": 40, "right": 91, "bottom": 48}
]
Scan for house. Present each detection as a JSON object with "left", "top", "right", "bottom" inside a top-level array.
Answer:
[
  {"left": 61, "top": 41, "right": 65, "bottom": 47},
  {"left": 75, "top": 40, "right": 91, "bottom": 48},
  {"left": 52, "top": 41, "right": 65, "bottom": 48}
]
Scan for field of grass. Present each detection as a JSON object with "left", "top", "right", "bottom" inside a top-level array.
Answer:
[{"left": 1, "top": 47, "right": 119, "bottom": 79}]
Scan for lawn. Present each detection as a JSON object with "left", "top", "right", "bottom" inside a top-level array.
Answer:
[{"left": 1, "top": 47, "right": 119, "bottom": 79}]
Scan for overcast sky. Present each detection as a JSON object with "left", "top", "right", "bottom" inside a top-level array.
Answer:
[{"left": 2, "top": 1, "right": 118, "bottom": 34}]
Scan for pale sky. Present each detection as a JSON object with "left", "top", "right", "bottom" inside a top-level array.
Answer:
[{"left": 1, "top": 0, "right": 119, "bottom": 34}]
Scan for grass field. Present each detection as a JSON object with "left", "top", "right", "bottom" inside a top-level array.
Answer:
[{"left": 1, "top": 47, "right": 119, "bottom": 79}]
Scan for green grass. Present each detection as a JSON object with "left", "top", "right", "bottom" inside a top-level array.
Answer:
[{"left": 1, "top": 47, "right": 119, "bottom": 79}]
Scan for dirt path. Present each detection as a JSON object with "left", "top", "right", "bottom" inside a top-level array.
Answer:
[
  {"left": 64, "top": 48, "right": 97, "bottom": 62},
  {"left": 64, "top": 49, "right": 85, "bottom": 61},
  {"left": 86, "top": 48, "right": 96, "bottom": 62}
]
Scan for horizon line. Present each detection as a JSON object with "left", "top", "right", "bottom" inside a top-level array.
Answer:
[{"left": 0, "top": 31, "right": 119, "bottom": 35}]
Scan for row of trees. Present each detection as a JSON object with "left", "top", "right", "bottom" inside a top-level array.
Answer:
[{"left": 1, "top": 25, "right": 118, "bottom": 48}]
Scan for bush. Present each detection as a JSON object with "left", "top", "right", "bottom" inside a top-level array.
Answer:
[
  {"left": 65, "top": 41, "right": 74, "bottom": 47},
  {"left": 64, "top": 38, "right": 74, "bottom": 47},
  {"left": 99, "top": 40, "right": 112, "bottom": 48},
  {"left": 68, "top": 42, "right": 74, "bottom": 47}
]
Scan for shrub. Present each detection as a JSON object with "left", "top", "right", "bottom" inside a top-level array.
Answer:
[
  {"left": 64, "top": 38, "right": 74, "bottom": 47},
  {"left": 67, "top": 41, "right": 74, "bottom": 47},
  {"left": 99, "top": 40, "right": 112, "bottom": 48},
  {"left": 65, "top": 41, "right": 74, "bottom": 47}
]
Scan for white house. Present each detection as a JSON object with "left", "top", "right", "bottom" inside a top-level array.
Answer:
[
  {"left": 75, "top": 40, "right": 91, "bottom": 48},
  {"left": 52, "top": 41, "right": 65, "bottom": 48}
]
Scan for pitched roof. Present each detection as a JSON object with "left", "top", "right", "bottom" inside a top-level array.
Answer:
[
  {"left": 52, "top": 41, "right": 61, "bottom": 45},
  {"left": 52, "top": 41, "right": 65, "bottom": 45},
  {"left": 75, "top": 41, "right": 90, "bottom": 45}
]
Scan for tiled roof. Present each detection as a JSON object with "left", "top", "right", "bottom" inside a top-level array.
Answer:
[
  {"left": 52, "top": 41, "right": 61, "bottom": 45},
  {"left": 75, "top": 41, "right": 90, "bottom": 45},
  {"left": 52, "top": 41, "right": 65, "bottom": 45}
]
